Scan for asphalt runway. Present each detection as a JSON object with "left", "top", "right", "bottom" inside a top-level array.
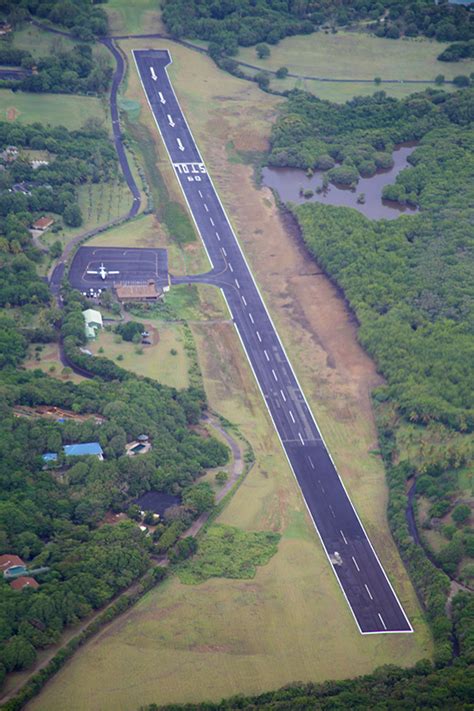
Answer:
[
  {"left": 133, "top": 49, "right": 412, "bottom": 634},
  {"left": 69, "top": 246, "right": 168, "bottom": 290}
]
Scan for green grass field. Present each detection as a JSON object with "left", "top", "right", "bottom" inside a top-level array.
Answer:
[
  {"left": 105, "top": 0, "right": 165, "bottom": 35},
  {"left": 0, "top": 90, "right": 108, "bottom": 129},
  {"left": 90, "top": 322, "right": 190, "bottom": 389},
  {"left": 237, "top": 30, "right": 474, "bottom": 101}
]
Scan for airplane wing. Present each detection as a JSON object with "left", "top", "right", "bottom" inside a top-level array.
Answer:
[
  {"left": 86, "top": 270, "right": 99, "bottom": 274},
  {"left": 108, "top": 270, "right": 120, "bottom": 275}
]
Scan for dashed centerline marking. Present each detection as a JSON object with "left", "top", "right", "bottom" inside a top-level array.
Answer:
[
  {"left": 308, "top": 456, "right": 315, "bottom": 470},
  {"left": 280, "top": 389, "right": 287, "bottom": 402},
  {"left": 272, "top": 369, "right": 278, "bottom": 381},
  {"left": 242, "top": 295, "right": 247, "bottom": 306},
  {"left": 340, "top": 530, "right": 348, "bottom": 545},
  {"left": 204, "top": 203, "right": 209, "bottom": 212},
  {"left": 216, "top": 232, "right": 220, "bottom": 241},
  {"left": 229, "top": 263, "right": 234, "bottom": 273},
  {"left": 248, "top": 311, "right": 254, "bottom": 323},
  {"left": 264, "top": 350, "right": 270, "bottom": 361},
  {"left": 221, "top": 247, "right": 227, "bottom": 257},
  {"left": 210, "top": 217, "right": 215, "bottom": 226},
  {"left": 378, "top": 613, "right": 387, "bottom": 630},
  {"left": 256, "top": 331, "right": 262, "bottom": 342},
  {"left": 298, "top": 432, "right": 305, "bottom": 446},
  {"left": 329, "top": 505, "right": 336, "bottom": 518},
  {"left": 198, "top": 190, "right": 203, "bottom": 198},
  {"left": 352, "top": 556, "right": 360, "bottom": 572},
  {"left": 235, "top": 278, "right": 240, "bottom": 288},
  {"left": 365, "top": 584, "right": 373, "bottom": 600},
  {"left": 289, "top": 410, "right": 295, "bottom": 424}
]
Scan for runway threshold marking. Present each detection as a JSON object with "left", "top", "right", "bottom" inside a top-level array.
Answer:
[
  {"left": 352, "top": 556, "right": 360, "bottom": 572},
  {"left": 365, "top": 584, "right": 373, "bottom": 600},
  {"left": 378, "top": 613, "right": 387, "bottom": 630}
]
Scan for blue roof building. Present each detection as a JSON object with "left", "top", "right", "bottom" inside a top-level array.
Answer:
[
  {"left": 42, "top": 452, "right": 58, "bottom": 463},
  {"left": 63, "top": 442, "right": 103, "bottom": 460}
]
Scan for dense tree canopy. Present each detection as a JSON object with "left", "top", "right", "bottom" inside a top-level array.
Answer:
[{"left": 2, "top": 0, "right": 109, "bottom": 40}]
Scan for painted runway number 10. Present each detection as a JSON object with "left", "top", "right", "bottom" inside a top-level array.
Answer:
[{"left": 173, "top": 162, "right": 206, "bottom": 182}]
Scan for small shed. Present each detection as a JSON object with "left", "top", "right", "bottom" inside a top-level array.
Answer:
[
  {"left": 31, "top": 216, "right": 54, "bottom": 231},
  {"left": 82, "top": 309, "right": 103, "bottom": 340},
  {"left": 64, "top": 442, "right": 104, "bottom": 460}
]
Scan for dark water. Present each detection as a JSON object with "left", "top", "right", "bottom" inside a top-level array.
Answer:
[
  {"left": 262, "top": 145, "right": 418, "bottom": 220},
  {"left": 133, "top": 491, "right": 181, "bottom": 515}
]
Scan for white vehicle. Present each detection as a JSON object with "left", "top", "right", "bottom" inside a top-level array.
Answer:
[{"left": 86, "top": 263, "right": 120, "bottom": 280}]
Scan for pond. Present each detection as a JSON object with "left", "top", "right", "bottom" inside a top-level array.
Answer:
[
  {"left": 133, "top": 491, "right": 181, "bottom": 516},
  {"left": 262, "top": 145, "right": 418, "bottom": 220}
]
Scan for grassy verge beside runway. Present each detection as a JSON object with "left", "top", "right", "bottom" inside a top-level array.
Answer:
[
  {"left": 235, "top": 30, "right": 474, "bottom": 101},
  {"left": 29, "top": 38, "right": 432, "bottom": 711}
]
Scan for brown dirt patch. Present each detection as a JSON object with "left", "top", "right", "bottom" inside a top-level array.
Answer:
[{"left": 6, "top": 106, "right": 19, "bottom": 121}]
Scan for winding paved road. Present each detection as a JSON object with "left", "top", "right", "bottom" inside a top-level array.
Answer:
[{"left": 133, "top": 48, "right": 412, "bottom": 635}]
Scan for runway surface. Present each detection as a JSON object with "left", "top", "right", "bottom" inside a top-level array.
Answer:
[
  {"left": 69, "top": 246, "right": 168, "bottom": 290},
  {"left": 133, "top": 48, "right": 412, "bottom": 634}
]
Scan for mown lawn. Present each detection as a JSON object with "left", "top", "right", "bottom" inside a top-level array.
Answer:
[
  {"left": 89, "top": 322, "right": 190, "bottom": 390},
  {"left": 0, "top": 90, "right": 108, "bottom": 129},
  {"left": 105, "top": 0, "right": 165, "bottom": 36},
  {"left": 236, "top": 30, "right": 474, "bottom": 101}
]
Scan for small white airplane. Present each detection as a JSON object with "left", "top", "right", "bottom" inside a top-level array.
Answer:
[
  {"left": 86, "top": 263, "right": 120, "bottom": 280},
  {"left": 150, "top": 66, "right": 157, "bottom": 81}
]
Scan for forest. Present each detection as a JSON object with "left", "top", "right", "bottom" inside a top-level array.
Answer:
[
  {"left": 268, "top": 86, "right": 474, "bottom": 179},
  {"left": 0, "top": 118, "right": 118, "bottom": 254},
  {"left": 0, "top": 43, "right": 112, "bottom": 95},
  {"left": 1, "top": 0, "right": 108, "bottom": 40}
]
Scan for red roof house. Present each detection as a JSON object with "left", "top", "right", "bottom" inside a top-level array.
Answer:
[
  {"left": 10, "top": 576, "right": 39, "bottom": 591},
  {"left": 31, "top": 216, "right": 54, "bottom": 231},
  {"left": 0, "top": 554, "right": 25, "bottom": 574}
]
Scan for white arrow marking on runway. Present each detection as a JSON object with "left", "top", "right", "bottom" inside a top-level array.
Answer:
[
  {"left": 289, "top": 410, "right": 295, "bottom": 423},
  {"left": 378, "top": 613, "right": 387, "bottom": 630},
  {"left": 365, "top": 584, "right": 373, "bottom": 600},
  {"left": 167, "top": 114, "right": 175, "bottom": 127},
  {"left": 352, "top": 556, "right": 360, "bottom": 572},
  {"left": 280, "top": 389, "right": 286, "bottom": 402},
  {"left": 158, "top": 91, "right": 166, "bottom": 104},
  {"left": 177, "top": 138, "right": 185, "bottom": 151},
  {"left": 150, "top": 66, "right": 157, "bottom": 81},
  {"left": 340, "top": 530, "right": 348, "bottom": 545}
]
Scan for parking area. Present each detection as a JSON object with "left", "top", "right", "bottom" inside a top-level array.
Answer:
[{"left": 68, "top": 246, "right": 169, "bottom": 293}]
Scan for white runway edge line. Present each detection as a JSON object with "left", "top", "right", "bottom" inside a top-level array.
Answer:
[{"left": 133, "top": 50, "right": 412, "bottom": 635}]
